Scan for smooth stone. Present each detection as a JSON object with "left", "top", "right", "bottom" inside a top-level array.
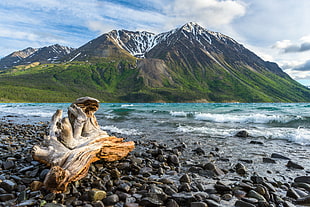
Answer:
[
  {"left": 89, "top": 189, "right": 107, "bottom": 201},
  {"left": 110, "top": 168, "right": 121, "bottom": 179},
  {"left": 39, "top": 169, "right": 50, "bottom": 181},
  {"left": 2, "top": 160, "right": 15, "bottom": 170},
  {"left": 235, "top": 200, "right": 256, "bottom": 207},
  {"left": 284, "top": 201, "right": 297, "bottom": 207},
  {"left": 286, "top": 188, "right": 300, "bottom": 199},
  {"left": 296, "top": 195, "right": 310, "bottom": 205},
  {"left": 16, "top": 199, "right": 37, "bottom": 206},
  {"left": 190, "top": 201, "right": 208, "bottom": 207},
  {"left": 0, "top": 179, "right": 16, "bottom": 192},
  {"left": 179, "top": 174, "right": 191, "bottom": 183},
  {"left": 287, "top": 161, "right": 304, "bottom": 169},
  {"left": 294, "top": 176, "right": 310, "bottom": 184},
  {"left": 139, "top": 197, "right": 164, "bottom": 206},
  {"left": 271, "top": 153, "right": 290, "bottom": 160},
  {"left": 118, "top": 183, "right": 131, "bottom": 192},
  {"left": 247, "top": 190, "right": 266, "bottom": 202},
  {"left": 30, "top": 180, "right": 43, "bottom": 191},
  {"left": 18, "top": 165, "right": 34, "bottom": 173},
  {"left": 168, "top": 155, "right": 180, "bottom": 165},
  {"left": 124, "top": 203, "right": 139, "bottom": 207},
  {"left": 92, "top": 201, "right": 105, "bottom": 207},
  {"left": 104, "top": 194, "right": 119, "bottom": 205},
  {"left": 205, "top": 199, "right": 220, "bottom": 207},
  {"left": 235, "top": 130, "right": 249, "bottom": 137},
  {"left": 263, "top": 158, "right": 276, "bottom": 163},
  {"left": 0, "top": 194, "right": 15, "bottom": 202},
  {"left": 166, "top": 199, "right": 180, "bottom": 207}
]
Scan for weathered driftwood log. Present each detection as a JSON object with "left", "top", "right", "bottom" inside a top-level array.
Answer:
[{"left": 32, "top": 97, "right": 135, "bottom": 193}]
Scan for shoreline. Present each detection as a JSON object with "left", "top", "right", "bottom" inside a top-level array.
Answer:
[{"left": 0, "top": 122, "right": 310, "bottom": 207}]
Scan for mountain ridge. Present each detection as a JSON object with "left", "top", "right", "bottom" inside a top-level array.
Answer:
[{"left": 0, "top": 22, "right": 309, "bottom": 103}]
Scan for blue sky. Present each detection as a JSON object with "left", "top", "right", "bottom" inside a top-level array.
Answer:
[{"left": 1, "top": 0, "right": 310, "bottom": 86}]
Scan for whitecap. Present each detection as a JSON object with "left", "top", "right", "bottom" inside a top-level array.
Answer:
[{"left": 101, "top": 125, "right": 142, "bottom": 136}]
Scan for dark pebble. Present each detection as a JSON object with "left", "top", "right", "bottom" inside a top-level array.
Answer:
[
  {"left": 271, "top": 153, "right": 290, "bottom": 160},
  {"left": 286, "top": 160, "right": 304, "bottom": 169},
  {"left": 294, "top": 176, "right": 310, "bottom": 184}
]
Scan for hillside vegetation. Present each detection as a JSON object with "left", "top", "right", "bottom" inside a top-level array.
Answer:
[{"left": 0, "top": 57, "right": 309, "bottom": 103}]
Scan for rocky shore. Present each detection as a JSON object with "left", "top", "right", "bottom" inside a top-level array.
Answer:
[{"left": 0, "top": 122, "right": 310, "bottom": 207}]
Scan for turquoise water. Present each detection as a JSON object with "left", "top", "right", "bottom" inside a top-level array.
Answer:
[{"left": 0, "top": 102, "right": 310, "bottom": 145}]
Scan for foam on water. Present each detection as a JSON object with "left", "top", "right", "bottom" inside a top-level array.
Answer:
[
  {"left": 101, "top": 125, "right": 142, "bottom": 136},
  {"left": 194, "top": 113, "right": 299, "bottom": 124}
]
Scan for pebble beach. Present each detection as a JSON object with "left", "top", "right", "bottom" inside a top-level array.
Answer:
[{"left": 0, "top": 119, "right": 310, "bottom": 207}]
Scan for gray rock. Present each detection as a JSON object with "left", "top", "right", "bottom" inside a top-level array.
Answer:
[
  {"left": 0, "top": 179, "right": 16, "bottom": 192},
  {"left": 262, "top": 158, "right": 276, "bottom": 163},
  {"left": 287, "top": 160, "right": 304, "bottom": 169},
  {"left": 166, "top": 199, "right": 180, "bottom": 207},
  {"left": 294, "top": 176, "right": 310, "bottom": 184},
  {"left": 190, "top": 201, "right": 208, "bottom": 207},
  {"left": 296, "top": 195, "right": 310, "bottom": 205},
  {"left": 2, "top": 160, "right": 15, "bottom": 170},
  {"left": 139, "top": 196, "right": 164, "bottom": 206},
  {"left": 235, "top": 130, "right": 249, "bottom": 137},
  {"left": 168, "top": 155, "right": 180, "bottom": 165},
  {"left": 179, "top": 173, "right": 191, "bottom": 183},
  {"left": 205, "top": 199, "right": 221, "bottom": 207},
  {"left": 235, "top": 200, "right": 256, "bottom": 207},
  {"left": 0, "top": 193, "right": 15, "bottom": 202},
  {"left": 104, "top": 194, "right": 119, "bottom": 205},
  {"left": 271, "top": 153, "right": 290, "bottom": 160}
]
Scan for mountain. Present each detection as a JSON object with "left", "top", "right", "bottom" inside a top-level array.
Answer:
[
  {"left": 0, "top": 22, "right": 309, "bottom": 103},
  {"left": 0, "top": 44, "right": 74, "bottom": 69}
]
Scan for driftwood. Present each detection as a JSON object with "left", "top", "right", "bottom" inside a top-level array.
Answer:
[{"left": 32, "top": 97, "right": 135, "bottom": 193}]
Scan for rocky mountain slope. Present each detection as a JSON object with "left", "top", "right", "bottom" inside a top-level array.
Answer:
[
  {"left": 0, "top": 22, "right": 309, "bottom": 103},
  {"left": 0, "top": 44, "right": 74, "bottom": 69}
]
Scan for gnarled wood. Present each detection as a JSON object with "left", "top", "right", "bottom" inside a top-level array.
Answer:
[{"left": 32, "top": 97, "right": 135, "bottom": 193}]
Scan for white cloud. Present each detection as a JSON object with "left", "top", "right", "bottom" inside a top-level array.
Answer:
[{"left": 166, "top": 0, "right": 246, "bottom": 29}]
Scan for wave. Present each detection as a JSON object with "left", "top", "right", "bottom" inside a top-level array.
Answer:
[
  {"left": 194, "top": 113, "right": 301, "bottom": 124},
  {"left": 101, "top": 125, "right": 142, "bottom": 136},
  {"left": 169, "top": 111, "right": 194, "bottom": 117}
]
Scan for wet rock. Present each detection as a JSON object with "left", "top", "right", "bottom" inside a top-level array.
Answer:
[
  {"left": 89, "top": 189, "right": 107, "bottom": 201},
  {"left": 2, "top": 160, "right": 15, "bottom": 170},
  {"left": 235, "top": 130, "right": 249, "bottom": 137},
  {"left": 39, "top": 169, "right": 50, "bottom": 181},
  {"left": 262, "top": 158, "right": 276, "bottom": 163},
  {"left": 235, "top": 200, "right": 256, "bottom": 207},
  {"left": 0, "top": 193, "right": 15, "bottom": 202},
  {"left": 179, "top": 173, "right": 191, "bottom": 183},
  {"left": 16, "top": 199, "right": 37, "bottom": 206},
  {"left": 110, "top": 168, "right": 121, "bottom": 179},
  {"left": 166, "top": 199, "right": 180, "bottom": 207},
  {"left": 192, "top": 147, "right": 205, "bottom": 155},
  {"left": 249, "top": 141, "right": 263, "bottom": 145},
  {"left": 168, "top": 155, "right": 180, "bottom": 166},
  {"left": 104, "top": 194, "right": 119, "bottom": 205},
  {"left": 247, "top": 190, "right": 266, "bottom": 202},
  {"left": 124, "top": 203, "right": 139, "bottom": 207},
  {"left": 271, "top": 153, "right": 290, "bottom": 160},
  {"left": 139, "top": 196, "right": 164, "bottom": 206},
  {"left": 286, "top": 160, "right": 304, "bottom": 169},
  {"left": 0, "top": 179, "right": 16, "bottom": 192},
  {"left": 283, "top": 200, "right": 297, "bottom": 207},
  {"left": 294, "top": 176, "right": 310, "bottom": 184},
  {"left": 235, "top": 163, "right": 247, "bottom": 175},
  {"left": 30, "top": 180, "right": 43, "bottom": 191},
  {"left": 205, "top": 199, "right": 221, "bottom": 207},
  {"left": 296, "top": 195, "right": 310, "bottom": 205},
  {"left": 286, "top": 188, "right": 300, "bottom": 199},
  {"left": 190, "top": 201, "right": 208, "bottom": 207}
]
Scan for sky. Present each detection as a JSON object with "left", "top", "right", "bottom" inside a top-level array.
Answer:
[{"left": 1, "top": 0, "right": 310, "bottom": 86}]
